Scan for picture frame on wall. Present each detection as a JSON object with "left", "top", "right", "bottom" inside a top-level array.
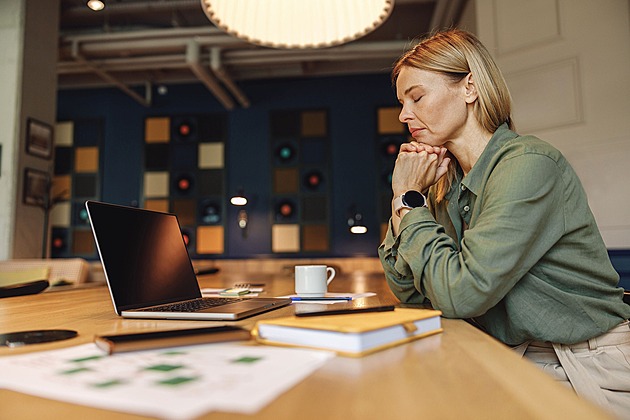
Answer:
[
  {"left": 23, "top": 168, "right": 49, "bottom": 207},
  {"left": 26, "top": 118, "right": 53, "bottom": 159}
]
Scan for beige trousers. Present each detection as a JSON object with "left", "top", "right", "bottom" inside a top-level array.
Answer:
[{"left": 514, "top": 321, "right": 630, "bottom": 419}]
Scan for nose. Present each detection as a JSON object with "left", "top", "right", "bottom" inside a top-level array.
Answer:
[{"left": 398, "top": 104, "right": 412, "bottom": 124}]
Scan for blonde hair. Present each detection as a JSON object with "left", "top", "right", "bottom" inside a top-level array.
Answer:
[{"left": 392, "top": 29, "right": 514, "bottom": 202}]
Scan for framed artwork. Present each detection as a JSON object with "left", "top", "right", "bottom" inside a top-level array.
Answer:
[
  {"left": 23, "top": 168, "right": 49, "bottom": 207},
  {"left": 26, "top": 118, "right": 53, "bottom": 159}
]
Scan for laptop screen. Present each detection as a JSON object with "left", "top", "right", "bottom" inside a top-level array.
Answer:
[{"left": 86, "top": 201, "right": 202, "bottom": 311}]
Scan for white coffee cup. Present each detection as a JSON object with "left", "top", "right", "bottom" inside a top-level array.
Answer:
[{"left": 294, "top": 265, "right": 336, "bottom": 297}]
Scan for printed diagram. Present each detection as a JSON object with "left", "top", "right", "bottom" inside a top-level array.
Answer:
[{"left": 0, "top": 343, "right": 333, "bottom": 419}]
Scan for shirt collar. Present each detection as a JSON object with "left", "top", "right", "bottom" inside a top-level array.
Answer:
[{"left": 461, "top": 123, "right": 518, "bottom": 195}]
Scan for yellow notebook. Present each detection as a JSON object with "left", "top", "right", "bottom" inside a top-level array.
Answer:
[{"left": 253, "top": 308, "right": 442, "bottom": 357}]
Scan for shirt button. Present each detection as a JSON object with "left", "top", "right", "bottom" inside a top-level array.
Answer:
[
  {"left": 463, "top": 205, "right": 470, "bottom": 212},
  {"left": 460, "top": 185, "right": 466, "bottom": 191}
]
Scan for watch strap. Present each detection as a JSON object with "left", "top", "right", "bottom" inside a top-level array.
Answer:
[{"left": 393, "top": 195, "right": 411, "bottom": 217}]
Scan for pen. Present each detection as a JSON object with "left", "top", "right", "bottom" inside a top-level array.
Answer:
[{"left": 290, "top": 296, "right": 353, "bottom": 301}]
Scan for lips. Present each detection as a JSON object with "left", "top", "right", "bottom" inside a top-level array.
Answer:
[{"left": 409, "top": 127, "right": 424, "bottom": 136}]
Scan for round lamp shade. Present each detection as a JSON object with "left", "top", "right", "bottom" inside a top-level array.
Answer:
[{"left": 201, "top": 0, "right": 395, "bottom": 49}]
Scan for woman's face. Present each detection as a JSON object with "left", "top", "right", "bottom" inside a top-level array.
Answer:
[{"left": 396, "top": 66, "right": 470, "bottom": 147}]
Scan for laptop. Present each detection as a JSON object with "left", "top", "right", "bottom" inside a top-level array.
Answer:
[{"left": 85, "top": 200, "right": 291, "bottom": 320}]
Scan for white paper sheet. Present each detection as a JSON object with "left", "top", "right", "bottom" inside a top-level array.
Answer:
[{"left": 0, "top": 342, "right": 333, "bottom": 420}]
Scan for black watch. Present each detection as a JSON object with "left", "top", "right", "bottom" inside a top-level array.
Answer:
[{"left": 394, "top": 190, "right": 427, "bottom": 216}]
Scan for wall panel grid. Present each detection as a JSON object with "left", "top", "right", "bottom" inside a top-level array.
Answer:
[
  {"left": 269, "top": 109, "right": 331, "bottom": 254},
  {"left": 493, "top": 0, "right": 561, "bottom": 56},
  {"left": 505, "top": 57, "right": 583, "bottom": 133},
  {"left": 50, "top": 119, "right": 103, "bottom": 258},
  {"left": 142, "top": 114, "right": 227, "bottom": 257}
]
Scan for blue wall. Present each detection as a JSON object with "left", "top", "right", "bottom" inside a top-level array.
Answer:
[
  {"left": 57, "top": 74, "right": 398, "bottom": 259},
  {"left": 56, "top": 74, "right": 630, "bottom": 289}
]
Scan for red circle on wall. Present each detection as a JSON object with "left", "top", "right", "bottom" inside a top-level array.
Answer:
[
  {"left": 178, "top": 178, "right": 190, "bottom": 191},
  {"left": 280, "top": 203, "right": 293, "bottom": 216}
]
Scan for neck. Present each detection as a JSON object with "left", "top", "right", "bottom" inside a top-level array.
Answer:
[{"left": 446, "top": 121, "right": 493, "bottom": 175}]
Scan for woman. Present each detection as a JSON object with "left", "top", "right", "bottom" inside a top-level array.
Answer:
[{"left": 378, "top": 29, "right": 630, "bottom": 417}]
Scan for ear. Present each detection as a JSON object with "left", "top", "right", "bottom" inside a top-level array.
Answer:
[{"left": 463, "top": 73, "right": 478, "bottom": 104}]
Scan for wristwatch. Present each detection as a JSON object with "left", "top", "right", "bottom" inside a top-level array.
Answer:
[{"left": 393, "top": 190, "right": 427, "bottom": 217}]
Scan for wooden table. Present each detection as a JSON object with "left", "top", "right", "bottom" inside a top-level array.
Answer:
[{"left": 0, "top": 271, "right": 612, "bottom": 419}]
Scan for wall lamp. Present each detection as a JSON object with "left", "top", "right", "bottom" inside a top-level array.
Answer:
[
  {"left": 230, "top": 189, "right": 248, "bottom": 236},
  {"left": 347, "top": 205, "right": 368, "bottom": 235}
]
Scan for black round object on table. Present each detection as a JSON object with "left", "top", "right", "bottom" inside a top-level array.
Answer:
[{"left": 0, "top": 329, "right": 78, "bottom": 347}]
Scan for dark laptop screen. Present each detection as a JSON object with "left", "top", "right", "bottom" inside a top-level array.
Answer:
[{"left": 86, "top": 201, "right": 201, "bottom": 311}]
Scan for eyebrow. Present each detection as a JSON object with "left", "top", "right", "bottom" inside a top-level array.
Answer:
[
  {"left": 397, "top": 84, "right": 423, "bottom": 103},
  {"left": 407, "top": 83, "right": 425, "bottom": 94}
]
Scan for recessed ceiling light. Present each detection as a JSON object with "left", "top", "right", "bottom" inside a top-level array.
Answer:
[{"left": 87, "top": 0, "right": 105, "bottom": 12}]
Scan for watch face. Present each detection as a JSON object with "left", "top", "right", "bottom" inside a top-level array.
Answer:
[{"left": 403, "top": 190, "right": 425, "bottom": 208}]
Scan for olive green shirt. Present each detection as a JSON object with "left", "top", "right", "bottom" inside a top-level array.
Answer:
[{"left": 379, "top": 123, "right": 630, "bottom": 345}]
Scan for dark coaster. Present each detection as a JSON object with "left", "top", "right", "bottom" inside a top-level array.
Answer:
[{"left": 0, "top": 329, "right": 78, "bottom": 347}]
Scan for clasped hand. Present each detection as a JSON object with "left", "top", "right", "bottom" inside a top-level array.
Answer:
[{"left": 391, "top": 142, "right": 451, "bottom": 197}]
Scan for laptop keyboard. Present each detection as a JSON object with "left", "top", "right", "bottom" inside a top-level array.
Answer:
[{"left": 140, "top": 297, "right": 243, "bottom": 312}]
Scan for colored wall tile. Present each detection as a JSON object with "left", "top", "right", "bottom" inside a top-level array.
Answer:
[
  {"left": 273, "top": 167, "right": 299, "bottom": 194},
  {"left": 54, "top": 121, "right": 74, "bottom": 146},
  {"left": 73, "top": 174, "right": 97, "bottom": 198},
  {"left": 198, "top": 116, "right": 227, "bottom": 142},
  {"left": 145, "top": 117, "right": 171, "bottom": 143},
  {"left": 73, "top": 202, "right": 91, "bottom": 225},
  {"left": 272, "top": 224, "right": 300, "bottom": 253},
  {"left": 144, "top": 199, "right": 169, "bottom": 213},
  {"left": 171, "top": 143, "right": 197, "bottom": 169},
  {"left": 144, "top": 172, "right": 169, "bottom": 198},
  {"left": 198, "top": 169, "right": 223, "bottom": 196},
  {"left": 302, "top": 196, "right": 328, "bottom": 222},
  {"left": 171, "top": 117, "right": 198, "bottom": 142},
  {"left": 144, "top": 144, "right": 170, "bottom": 170},
  {"left": 72, "top": 229, "right": 95, "bottom": 255},
  {"left": 172, "top": 172, "right": 196, "bottom": 196},
  {"left": 49, "top": 201, "right": 71, "bottom": 227},
  {"left": 74, "top": 146, "right": 99, "bottom": 173},
  {"left": 301, "top": 110, "right": 327, "bottom": 137},
  {"left": 302, "top": 224, "right": 329, "bottom": 252},
  {"left": 51, "top": 227, "right": 69, "bottom": 257},
  {"left": 198, "top": 143, "right": 224, "bottom": 169},
  {"left": 270, "top": 111, "right": 299, "bottom": 137},
  {"left": 172, "top": 199, "right": 196, "bottom": 226},
  {"left": 54, "top": 147, "right": 73, "bottom": 175},
  {"left": 377, "top": 107, "right": 405, "bottom": 134},
  {"left": 196, "top": 225, "right": 224, "bottom": 254},
  {"left": 52, "top": 175, "right": 71, "bottom": 201},
  {"left": 198, "top": 200, "right": 222, "bottom": 224}
]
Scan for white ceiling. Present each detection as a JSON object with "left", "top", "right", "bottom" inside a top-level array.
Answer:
[{"left": 58, "top": 0, "right": 469, "bottom": 108}]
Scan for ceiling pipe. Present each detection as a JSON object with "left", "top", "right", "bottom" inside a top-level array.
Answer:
[
  {"left": 210, "top": 48, "right": 250, "bottom": 108},
  {"left": 186, "top": 40, "right": 235, "bottom": 110},
  {"left": 57, "top": 38, "right": 409, "bottom": 74},
  {"left": 71, "top": 40, "right": 151, "bottom": 107}
]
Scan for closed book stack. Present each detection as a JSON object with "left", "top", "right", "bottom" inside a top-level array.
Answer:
[{"left": 253, "top": 308, "right": 442, "bottom": 357}]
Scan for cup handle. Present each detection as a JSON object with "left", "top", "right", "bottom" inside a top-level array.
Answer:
[{"left": 326, "top": 267, "right": 336, "bottom": 285}]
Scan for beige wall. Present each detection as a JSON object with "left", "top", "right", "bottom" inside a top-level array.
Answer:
[
  {"left": 476, "top": 0, "right": 630, "bottom": 248},
  {"left": 0, "top": 0, "right": 59, "bottom": 259},
  {"left": 0, "top": 1, "right": 24, "bottom": 259}
]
